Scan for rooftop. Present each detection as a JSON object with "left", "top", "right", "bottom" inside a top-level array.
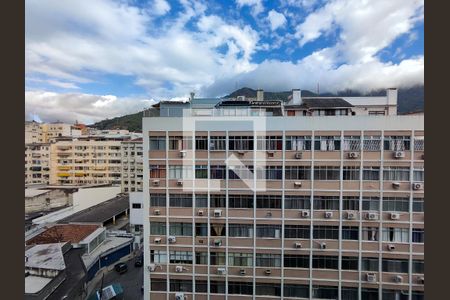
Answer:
[
  {"left": 25, "top": 243, "right": 66, "bottom": 271},
  {"left": 25, "top": 189, "right": 51, "bottom": 198},
  {"left": 25, "top": 276, "right": 53, "bottom": 294},
  {"left": 26, "top": 224, "right": 100, "bottom": 245},
  {"left": 82, "top": 236, "right": 133, "bottom": 268}
]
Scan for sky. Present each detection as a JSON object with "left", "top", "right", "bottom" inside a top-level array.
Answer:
[{"left": 25, "top": 0, "right": 424, "bottom": 124}]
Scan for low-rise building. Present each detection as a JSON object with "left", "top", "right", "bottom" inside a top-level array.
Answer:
[
  {"left": 129, "top": 192, "right": 143, "bottom": 234},
  {"left": 25, "top": 188, "right": 73, "bottom": 214}
]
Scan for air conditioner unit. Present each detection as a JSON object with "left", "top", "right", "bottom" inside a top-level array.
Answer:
[
  {"left": 366, "top": 212, "right": 378, "bottom": 220},
  {"left": 197, "top": 210, "right": 204, "bottom": 216},
  {"left": 175, "top": 292, "right": 186, "bottom": 300},
  {"left": 324, "top": 211, "right": 333, "bottom": 219},
  {"left": 237, "top": 150, "right": 245, "bottom": 156},
  {"left": 168, "top": 236, "right": 176, "bottom": 244},
  {"left": 366, "top": 273, "right": 376, "bottom": 282},
  {"left": 214, "top": 239, "right": 222, "bottom": 246},
  {"left": 418, "top": 276, "right": 424, "bottom": 284},
  {"left": 319, "top": 242, "right": 327, "bottom": 249},
  {"left": 394, "top": 275, "right": 403, "bottom": 283},
  {"left": 295, "top": 152, "right": 302, "bottom": 159},
  {"left": 154, "top": 209, "right": 161, "bottom": 215},
  {"left": 390, "top": 212, "right": 400, "bottom": 220},
  {"left": 294, "top": 242, "right": 302, "bottom": 249},
  {"left": 175, "top": 265, "right": 184, "bottom": 273},
  {"left": 267, "top": 151, "right": 275, "bottom": 157},
  {"left": 394, "top": 151, "right": 405, "bottom": 159},
  {"left": 392, "top": 182, "right": 400, "bottom": 189},
  {"left": 266, "top": 212, "right": 272, "bottom": 217},
  {"left": 412, "top": 182, "right": 423, "bottom": 190},
  {"left": 348, "top": 152, "right": 360, "bottom": 159},
  {"left": 346, "top": 211, "right": 357, "bottom": 220},
  {"left": 152, "top": 180, "right": 160, "bottom": 186},
  {"left": 177, "top": 180, "right": 183, "bottom": 186},
  {"left": 239, "top": 268, "right": 246, "bottom": 275},
  {"left": 421, "top": 154, "right": 425, "bottom": 160},
  {"left": 154, "top": 237, "right": 162, "bottom": 244},
  {"left": 198, "top": 239, "right": 204, "bottom": 244},
  {"left": 387, "top": 244, "right": 396, "bottom": 251},
  {"left": 217, "top": 267, "right": 226, "bottom": 275},
  {"left": 179, "top": 150, "right": 186, "bottom": 158},
  {"left": 214, "top": 209, "right": 222, "bottom": 217},
  {"left": 265, "top": 269, "right": 272, "bottom": 275},
  {"left": 294, "top": 181, "right": 302, "bottom": 187},
  {"left": 147, "top": 264, "right": 156, "bottom": 272},
  {"left": 301, "top": 210, "right": 310, "bottom": 218}
]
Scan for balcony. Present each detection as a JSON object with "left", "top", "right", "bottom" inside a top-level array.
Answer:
[
  {"left": 57, "top": 172, "right": 70, "bottom": 177},
  {"left": 58, "top": 166, "right": 72, "bottom": 170}
]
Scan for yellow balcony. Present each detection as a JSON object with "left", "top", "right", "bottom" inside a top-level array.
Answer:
[
  {"left": 57, "top": 172, "right": 70, "bottom": 177},
  {"left": 58, "top": 166, "right": 72, "bottom": 170},
  {"left": 75, "top": 173, "right": 85, "bottom": 177}
]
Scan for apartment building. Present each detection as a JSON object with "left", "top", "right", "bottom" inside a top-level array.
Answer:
[
  {"left": 142, "top": 89, "right": 424, "bottom": 300},
  {"left": 25, "top": 121, "right": 44, "bottom": 144},
  {"left": 121, "top": 138, "right": 144, "bottom": 192},
  {"left": 25, "top": 143, "right": 51, "bottom": 185},
  {"left": 42, "top": 122, "right": 72, "bottom": 143},
  {"left": 50, "top": 136, "right": 130, "bottom": 185}
]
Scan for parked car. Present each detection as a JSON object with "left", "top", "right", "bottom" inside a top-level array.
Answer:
[
  {"left": 134, "top": 255, "right": 143, "bottom": 267},
  {"left": 114, "top": 262, "right": 128, "bottom": 274}
]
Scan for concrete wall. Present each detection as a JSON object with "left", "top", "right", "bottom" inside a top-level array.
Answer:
[
  {"left": 129, "top": 192, "right": 144, "bottom": 227},
  {"left": 25, "top": 190, "right": 73, "bottom": 214}
]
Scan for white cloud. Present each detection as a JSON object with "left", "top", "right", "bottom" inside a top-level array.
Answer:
[
  {"left": 25, "top": 91, "right": 156, "bottom": 124},
  {"left": 236, "top": 0, "right": 264, "bottom": 16},
  {"left": 151, "top": 0, "right": 171, "bottom": 16},
  {"left": 267, "top": 10, "right": 287, "bottom": 31}
]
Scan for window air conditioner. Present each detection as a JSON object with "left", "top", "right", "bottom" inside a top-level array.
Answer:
[
  {"left": 418, "top": 276, "right": 424, "bottom": 284},
  {"left": 197, "top": 210, "right": 204, "bottom": 216},
  {"left": 175, "top": 292, "right": 186, "bottom": 300},
  {"left": 267, "top": 151, "right": 275, "bottom": 157},
  {"left": 154, "top": 237, "right": 161, "bottom": 244},
  {"left": 266, "top": 212, "right": 272, "bottom": 217},
  {"left": 294, "top": 181, "right": 302, "bottom": 187},
  {"left": 366, "top": 212, "right": 378, "bottom": 220},
  {"left": 168, "top": 236, "right": 176, "bottom": 244},
  {"left": 366, "top": 273, "right": 376, "bottom": 282},
  {"left": 237, "top": 150, "right": 245, "bottom": 156},
  {"left": 324, "top": 211, "right": 333, "bottom": 219},
  {"left": 217, "top": 268, "right": 226, "bottom": 275},
  {"left": 394, "top": 151, "right": 405, "bottom": 159},
  {"left": 348, "top": 152, "right": 360, "bottom": 159},
  {"left": 147, "top": 264, "right": 156, "bottom": 272},
  {"left": 153, "top": 209, "right": 160, "bottom": 215},
  {"left": 214, "top": 239, "right": 222, "bottom": 247},
  {"left": 390, "top": 212, "right": 400, "bottom": 220},
  {"left": 294, "top": 242, "right": 302, "bottom": 249},
  {"left": 265, "top": 269, "right": 272, "bottom": 275},
  {"left": 175, "top": 265, "right": 183, "bottom": 273},
  {"left": 179, "top": 150, "right": 186, "bottom": 158},
  {"left": 346, "top": 211, "right": 357, "bottom": 220},
  {"left": 387, "top": 244, "right": 396, "bottom": 251},
  {"left": 319, "top": 242, "right": 327, "bottom": 249},
  {"left": 295, "top": 152, "right": 302, "bottom": 159},
  {"left": 214, "top": 209, "right": 222, "bottom": 217},
  {"left": 394, "top": 275, "right": 403, "bottom": 283},
  {"left": 239, "top": 268, "right": 246, "bottom": 275},
  {"left": 392, "top": 182, "right": 400, "bottom": 189},
  {"left": 301, "top": 210, "right": 310, "bottom": 218},
  {"left": 152, "top": 180, "right": 160, "bottom": 186},
  {"left": 177, "top": 180, "right": 183, "bottom": 186},
  {"left": 412, "top": 182, "right": 423, "bottom": 190}
]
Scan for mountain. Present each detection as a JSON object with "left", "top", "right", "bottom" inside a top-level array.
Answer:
[{"left": 90, "top": 85, "right": 424, "bottom": 131}]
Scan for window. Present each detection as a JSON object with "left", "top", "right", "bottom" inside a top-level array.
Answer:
[
  {"left": 343, "top": 136, "right": 361, "bottom": 151},
  {"left": 314, "top": 196, "right": 339, "bottom": 210},
  {"left": 382, "top": 227, "right": 409, "bottom": 243},
  {"left": 362, "top": 257, "right": 379, "bottom": 271},
  {"left": 341, "top": 287, "right": 358, "bottom": 300},
  {"left": 412, "top": 260, "right": 424, "bottom": 274},
  {"left": 170, "top": 279, "right": 192, "bottom": 292},
  {"left": 150, "top": 165, "right": 166, "bottom": 178},
  {"left": 412, "top": 228, "right": 424, "bottom": 243},
  {"left": 195, "top": 136, "right": 208, "bottom": 150},
  {"left": 149, "top": 136, "right": 166, "bottom": 150},
  {"left": 132, "top": 203, "right": 141, "bottom": 209},
  {"left": 341, "top": 256, "right": 359, "bottom": 270},
  {"left": 210, "top": 252, "right": 226, "bottom": 265},
  {"left": 362, "top": 288, "right": 379, "bottom": 300},
  {"left": 195, "top": 252, "right": 208, "bottom": 265},
  {"left": 285, "top": 136, "right": 312, "bottom": 151},
  {"left": 412, "top": 291, "right": 424, "bottom": 300},
  {"left": 229, "top": 165, "right": 254, "bottom": 180},
  {"left": 313, "top": 225, "right": 339, "bottom": 239},
  {"left": 228, "top": 252, "right": 253, "bottom": 266},
  {"left": 384, "top": 136, "right": 411, "bottom": 151},
  {"left": 210, "top": 281, "right": 226, "bottom": 294},
  {"left": 383, "top": 197, "right": 409, "bottom": 212},
  {"left": 229, "top": 224, "right": 253, "bottom": 237},
  {"left": 312, "top": 256, "right": 339, "bottom": 269},
  {"left": 383, "top": 166, "right": 410, "bottom": 181},
  {"left": 256, "top": 166, "right": 282, "bottom": 180},
  {"left": 210, "top": 165, "right": 226, "bottom": 179},
  {"left": 343, "top": 166, "right": 360, "bottom": 180},
  {"left": 256, "top": 195, "right": 282, "bottom": 208},
  {"left": 312, "top": 285, "right": 338, "bottom": 299},
  {"left": 228, "top": 194, "right": 253, "bottom": 208},
  {"left": 285, "top": 166, "right": 311, "bottom": 180},
  {"left": 195, "top": 280, "right": 207, "bottom": 293},
  {"left": 150, "top": 250, "right": 167, "bottom": 263},
  {"left": 210, "top": 194, "right": 226, "bottom": 207},
  {"left": 256, "top": 283, "right": 281, "bottom": 297},
  {"left": 195, "top": 165, "right": 208, "bottom": 179},
  {"left": 382, "top": 290, "right": 410, "bottom": 300},
  {"left": 382, "top": 259, "right": 409, "bottom": 273},
  {"left": 169, "top": 251, "right": 193, "bottom": 264},
  {"left": 229, "top": 136, "right": 254, "bottom": 151},
  {"left": 150, "top": 194, "right": 166, "bottom": 207},
  {"left": 284, "top": 255, "right": 309, "bottom": 268},
  {"left": 362, "top": 197, "right": 380, "bottom": 211},
  {"left": 362, "top": 227, "right": 379, "bottom": 241},
  {"left": 257, "top": 136, "right": 282, "bottom": 150},
  {"left": 314, "top": 136, "right": 341, "bottom": 151},
  {"left": 284, "top": 284, "right": 309, "bottom": 298},
  {"left": 169, "top": 223, "right": 192, "bottom": 236},
  {"left": 363, "top": 166, "right": 380, "bottom": 180},
  {"left": 285, "top": 225, "right": 310, "bottom": 239},
  {"left": 414, "top": 136, "right": 424, "bottom": 151},
  {"left": 151, "top": 279, "right": 166, "bottom": 291},
  {"left": 363, "top": 136, "right": 381, "bottom": 151},
  {"left": 413, "top": 167, "right": 424, "bottom": 182},
  {"left": 209, "top": 136, "right": 226, "bottom": 151},
  {"left": 210, "top": 223, "right": 226, "bottom": 236},
  {"left": 195, "top": 223, "right": 208, "bottom": 237},
  {"left": 343, "top": 196, "right": 359, "bottom": 210},
  {"left": 342, "top": 226, "right": 359, "bottom": 240},
  {"left": 169, "top": 194, "right": 192, "bottom": 207},
  {"left": 256, "top": 253, "right": 281, "bottom": 267},
  {"left": 285, "top": 195, "right": 311, "bottom": 209},
  {"left": 413, "top": 198, "right": 424, "bottom": 212},
  {"left": 195, "top": 194, "right": 208, "bottom": 207},
  {"left": 314, "top": 166, "right": 340, "bottom": 180},
  {"left": 228, "top": 282, "right": 253, "bottom": 295},
  {"left": 168, "top": 165, "right": 192, "bottom": 179},
  {"left": 150, "top": 222, "right": 166, "bottom": 235},
  {"left": 256, "top": 224, "right": 281, "bottom": 238}
]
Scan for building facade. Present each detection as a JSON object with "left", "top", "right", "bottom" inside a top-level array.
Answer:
[
  {"left": 121, "top": 138, "right": 144, "bottom": 192},
  {"left": 25, "top": 143, "right": 51, "bottom": 185},
  {"left": 25, "top": 121, "right": 44, "bottom": 144},
  {"left": 142, "top": 90, "right": 424, "bottom": 300}
]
